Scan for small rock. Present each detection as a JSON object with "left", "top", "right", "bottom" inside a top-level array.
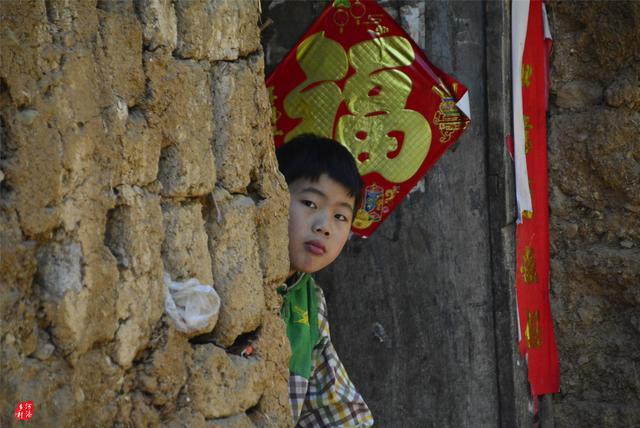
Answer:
[
  {"left": 36, "top": 242, "right": 84, "bottom": 298},
  {"left": 18, "top": 108, "right": 39, "bottom": 125},
  {"left": 620, "top": 240, "right": 634, "bottom": 248},
  {"left": 34, "top": 343, "right": 55, "bottom": 360},
  {"left": 4, "top": 333, "right": 16, "bottom": 345},
  {"left": 32, "top": 331, "right": 56, "bottom": 360},
  {"left": 556, "top": 80, "right": 602, "bottom": 109},
  {"left": 75, "top": 387, "right": 85, "bottom": 403},
  {"left": 565, "top": 222, "right": 579, "bottom": 238},
  {"left": 624, "top": 204, "right": 640, "bottom": 213}
]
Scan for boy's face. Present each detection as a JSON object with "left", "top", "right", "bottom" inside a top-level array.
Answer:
[{"left": 287, "top": 174, "right": 355, "bottom": 277}]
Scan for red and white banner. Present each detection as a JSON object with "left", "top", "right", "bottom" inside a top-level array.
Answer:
[{"left": 512, "top": 0, "right": 560, "bottom": 395}]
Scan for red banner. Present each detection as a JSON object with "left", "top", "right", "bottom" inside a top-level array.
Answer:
[
  {"left": 514, "top": 0, "right": 560, "bottom": 395},
  {"left": 267, "top": 0, "right": 470, "bottom": 237}
]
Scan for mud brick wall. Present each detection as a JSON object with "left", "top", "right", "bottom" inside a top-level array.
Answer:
[
  {"left": 0, "top": 0, "right": 292, "bottom": 426},
  {"left": 547, "top": 1, "right": 640, "bottom": 426}
]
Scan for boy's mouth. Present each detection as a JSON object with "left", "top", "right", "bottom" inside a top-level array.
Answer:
[{"left": 304, "top": 240, "right": 326, "bottom": 255}]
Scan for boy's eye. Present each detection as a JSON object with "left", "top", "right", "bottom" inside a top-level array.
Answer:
[
  {"left": 302, "top": 200, "right": 317, "bottom": 209},
  {"left": 335, "top": 213, "right": 349, "bottom": 222}
]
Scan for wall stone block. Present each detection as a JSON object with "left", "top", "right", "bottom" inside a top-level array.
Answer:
[
  {"left": 3, "top": 105, "right": 64, "bottom": 237},
  {"left": 175, "top": 0, "right": 260, "bottom": 61},
  {"left": 161, "top": 199, "right": 214, "bottom": 284},
  {"left": 255, "top": 196, "right": 290, "bottom": 287},
  {"left": 136, "top": 0, "right": 178, "bottom": 51},
  {"left": 128, "top": 392, "right": 162, "bottom": 426},
  {"left": 118, "top": 108, "right": 162, "bottom": 187},
  {"left": 105, "top": 187, "right": 165, "bottom": 368},
  {"left": 249, "top": 311, "right": 291, "bottom": 427},
  {"left": 139, "top": 325, "right": 192, "bottom": 408},
  {"left": 0, "top": 0, "right": 53, "bottom": 105},
  {"left": 549, "top": 110, "right": 640, "bottom": 207},
  {"left": 252, "top": 154, "right": 289, "bottom": 288},
  {"left": 97, "top": 3, "right": 145, "bottom": 107},
  {"left": 36, "top": 242, "right": 83, "bottom": 299},
  {"left": 206, "top": 190, "right": 264, "bottom": 347},
  {"left": 0, "top": 210, "right": 37, "bottom": 344},
  {"left": 35, "top": 241, "right": 106, "bottom": 358},
  {"left": 158, "top": 140, "right": 216, "bottom": 198},
  {"left": 211, "top": 57, "right": 262, "bottom": 193},
  {"left": 189, "top": 344, "right": 265, "bottom": 419},
  {"left": 604, "top": 65, "right": 640, "bottom": 110},
  {"left": 145, "top": 52, "right": 216, "bottom": 197},
  {"left": 66, "top": 350, "right": 123, "bottom": 426},
  {"left": 555, "top": 80, "right": 603, "bottom": 109},
  {"left": 248, "top": 109, "right": 290, "bottom": 286}
]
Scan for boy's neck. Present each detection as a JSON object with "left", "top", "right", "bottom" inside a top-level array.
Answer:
[{"left": 285, "top": 271, "right": 303, "bottom": 287}]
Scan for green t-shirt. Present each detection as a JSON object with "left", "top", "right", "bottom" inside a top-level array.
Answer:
[{"left": 279, "top": 273, "right": 320, "bottom": 379}]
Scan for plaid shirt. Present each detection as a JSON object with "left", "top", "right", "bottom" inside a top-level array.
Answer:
[{"left": 288, "top": 286, "right": 374, "bottom": 427}]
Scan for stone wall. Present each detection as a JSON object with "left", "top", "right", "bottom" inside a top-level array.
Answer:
[
  {"left": 547, "top": 1, "right": 640, "bottom": 426},
  {"left": 0, "top": 0, "right": 292, "bottom": 426}
]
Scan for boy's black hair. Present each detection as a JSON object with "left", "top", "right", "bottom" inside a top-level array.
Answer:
[{"left": 276, "top": 134, "right": 363, "bottom": 214}]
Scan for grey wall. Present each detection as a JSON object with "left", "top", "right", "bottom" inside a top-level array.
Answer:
[{"left": 261, "top": 1, "right": 530, "bottom": 426}]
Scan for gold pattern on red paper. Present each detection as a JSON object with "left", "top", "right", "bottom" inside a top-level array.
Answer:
[
  {"left": 354, "top": 184, "right": 399, "bottom": 229},
  {"left": 522, "top": 63, "right": 533, "bottom": 88},
  {"left": 520, "top": 245, "right": 538, "bottom": 284},
  {"left": 524, "top": 115, "right": 533, "bottom": 154},
  {"left": 337, "top": 36, "right": 430, "bottom": 184},
  {"left": 525, "top": 310, "right": 542, "bottom": 349},
  {"left": 267, "top": 0, "right": 470, "bottom": 237},
  {"left": 285, "top": 33, "right": 432, "bottom": 185},
  {"left": 284, "top": 32, "right": 348, "bottom": 140},
  {"left": 432, "top": 85, "right": 467, "bottom": 144},
  {"left": 268, "top": 86, "right": 284, "bottom": 137}
]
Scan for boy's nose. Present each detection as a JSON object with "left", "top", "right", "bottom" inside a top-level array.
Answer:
[
  {"left": 313, "top": 215, "right": 331, "bottom": 236},
  {"left": 314, "top": 225, "right": 330, "bottom": 237}
]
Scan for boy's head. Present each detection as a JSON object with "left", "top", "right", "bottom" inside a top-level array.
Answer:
[{"left": 276, "top": 134, "right": 363, "bottom": 277}]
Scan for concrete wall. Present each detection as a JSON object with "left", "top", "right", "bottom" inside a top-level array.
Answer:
[
  {"left": 0, "top": 1, "right": 292, "bottom": 426},
  {"left": 547, "top": 1, "right": 640, "bottom": 426}
]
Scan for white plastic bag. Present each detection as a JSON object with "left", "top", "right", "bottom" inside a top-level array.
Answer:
[{"left": 164, "top": 272, "right": 221, "bottom": 336}]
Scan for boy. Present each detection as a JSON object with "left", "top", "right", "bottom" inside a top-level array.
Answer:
[{"left": 276, "top": 134, "right": 374, "bottom": 427}]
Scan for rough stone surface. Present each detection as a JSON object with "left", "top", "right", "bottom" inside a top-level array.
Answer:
[
  {"left": 96, "top": 1, "right": 146, "bottom": 107},
  {"left": 212, "top": 54, "right": 267, "bottom": 193},
  {"left": 188, "top": 344, "right": 265, "bottom": 419},
  {"left": 106, "top": 104, "right": 162, "bottom": 187},
  {"left": 145, "top": 51, "right": 216, "bottom": 197},
  {"left": 136, "top": 0, "right": 178, "bottom": 51},
  {"left": 175, "top": 0, "right": 261, "bottom": 61},
  {"left": 555, "top": 80, "right": 603, "bottom": 109},
  {"left": 0, "top": 0, "right": 291, "bottom": 426},
  {"left": 138, "top": 324, "right": 192, "bottom": 411},
  {"left": 206, "top": 190, "right": 265, "bottom": 347},
  {"left": 547, "top": 1, "right": 640, "bottom": 426},
  {"left": 161, "top": 200, "right": 213, "bottom": 284},
  {"left": 604, "top": 65, "right": 640, "bottom": 110},
  {"left": 210, "top": 413, "right": 257, "bottom": 428},
  {"left": 105, "top": 187, "right": 165, "bottom": 368}
]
